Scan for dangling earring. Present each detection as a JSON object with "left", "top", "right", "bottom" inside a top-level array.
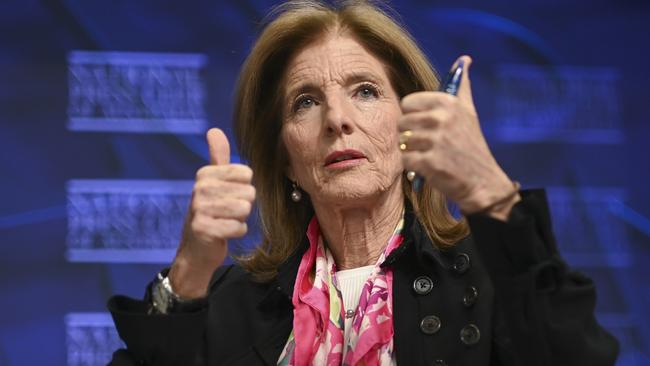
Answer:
[
  {"left": 406, "top": 171, "right": 416, "bottom": 182},
  {"left": 290, "top": 181, "right": 302, "bottom": 202}
]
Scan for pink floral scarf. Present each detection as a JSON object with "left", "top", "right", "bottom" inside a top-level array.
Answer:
[{"left": 278, "top": 213, "right": 404, "bottom": 366}]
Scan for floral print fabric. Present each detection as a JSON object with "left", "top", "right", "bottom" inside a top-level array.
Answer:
[{"left": 278, "top": 213, "right": 404, "bottom": 366}]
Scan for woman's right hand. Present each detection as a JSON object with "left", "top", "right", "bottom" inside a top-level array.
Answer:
[{"left": 168, "top": 128, "right": 256, "bottom": 299}]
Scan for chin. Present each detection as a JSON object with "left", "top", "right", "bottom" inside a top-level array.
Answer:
[{"left": 313, "top": 178, "right": 397, "bottom": 206}]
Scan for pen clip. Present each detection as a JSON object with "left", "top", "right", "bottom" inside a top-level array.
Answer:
[{"left": 440, "top": 59, "right": 465, "bottom": 96}]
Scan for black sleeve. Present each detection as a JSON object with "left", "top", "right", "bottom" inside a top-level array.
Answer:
[
  {"left": 107, "top": 265, "right": 233, "bottom": 366},
  {"left": 466, "top": 189, "right": 619, "bottom": 366}
]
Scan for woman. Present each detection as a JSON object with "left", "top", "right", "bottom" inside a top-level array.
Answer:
[{"left": 108, "top": 1, "right": 618, "bottom": 365}]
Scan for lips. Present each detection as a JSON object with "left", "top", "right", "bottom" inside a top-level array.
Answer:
[{"left": 324, "top": 149, "right": 367, "bottom": 166}]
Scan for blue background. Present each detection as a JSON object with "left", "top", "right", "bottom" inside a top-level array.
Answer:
[{"left": 1, "top": 0, "right": 649, "bottom": 365}]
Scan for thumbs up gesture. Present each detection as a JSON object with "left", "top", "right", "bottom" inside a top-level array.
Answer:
[
  {"left": 169, "top": 128, "right": 256, "bottom": 299},
  {"left": 398, "top": 56, "right": 519, "bottom": 219}
]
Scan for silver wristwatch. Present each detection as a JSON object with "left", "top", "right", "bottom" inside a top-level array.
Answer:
[{"left": 151, "top": 272, "right": 184, "bottom": 314}]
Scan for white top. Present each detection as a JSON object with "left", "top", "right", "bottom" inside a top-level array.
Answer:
[{"left": 336, "top": 265, "right": 375, "bottom": 357}]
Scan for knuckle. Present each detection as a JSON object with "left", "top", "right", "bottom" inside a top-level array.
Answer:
[
  {"left": 400, "top": 92, "right": 424, "bottom": 110},
  {"left": 240, "top": 200, "right": 253, "bottom": 215},
  {"left": 215, "top": 165, "right": 233, "bottom": 178},
  {"left": 193, "top": 181, "right": 205, "bottom": 194},
  {"left": 233, "top": 165, "right": 254, "bottom": 182},
  {"left": 242, "top": 185, "right": 256, "bottom": 200},
  {"left": 235, "top": 222, "right": 248, "bottom": 237},
  {"left": 222, "top": 164, "right": 236, "bottom": 176},
  {"left": 397, "top": 116, "right": 412, "bottom": 131},
  {"left": 241, "top": 165, "right": 254, "bottom": 180},
  {"left": 431, "top": 110, "right": 449, "bottom": 127},
  {"left": 190, "top": 217, "right": 205, "bottom": 234},
  {"left": 190, "top": 194, "right": 208, "bottom": 213},
  {"left": 425, "top": 111, "right": 438, "bottom": 125},
  {"left": 400, "top": 94, "right": 413, "bottom": 108},
  {"left": 196, "top": 166, "right": 212, "bottom": 180},
  {"left": 193, "top": 180, "right": 215, "bottom": 197},
  {"left": 190, "top": 199, "right": 202, "bottom": 213}
]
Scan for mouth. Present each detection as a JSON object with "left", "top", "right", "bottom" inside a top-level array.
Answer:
[{"left": 324, "top": 149, "right": 367, "bottom": 167}]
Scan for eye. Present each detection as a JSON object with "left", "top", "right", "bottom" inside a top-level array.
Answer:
[
  {"left": 293, "top": 95, "right": 318, "bottom": 112},
  {"left": 356, "top": 83, "right": 380, "bottom": 100}
]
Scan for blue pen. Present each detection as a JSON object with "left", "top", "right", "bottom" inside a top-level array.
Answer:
[{"left": 410, "top": 59, "right": 465, "bottom": 192}]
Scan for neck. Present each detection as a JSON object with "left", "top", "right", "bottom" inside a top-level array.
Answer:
[{"left": 311, "top": 180, "right": 404, "bottom": 270}]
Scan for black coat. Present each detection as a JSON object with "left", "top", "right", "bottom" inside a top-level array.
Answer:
[{"left": 108, "top": 190, "right": 619, "bottom": 365}]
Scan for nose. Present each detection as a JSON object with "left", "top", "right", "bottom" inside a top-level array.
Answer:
[{"left": 323, "top": 93, "right": 354, "bottom": 136}]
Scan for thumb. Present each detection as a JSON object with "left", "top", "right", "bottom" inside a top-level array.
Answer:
[
  {"left": 454, "top": 55, "right": 475, "bottom": 109},
  {"left": 206, "top": 128, "right": 230, "bottom": 165}
]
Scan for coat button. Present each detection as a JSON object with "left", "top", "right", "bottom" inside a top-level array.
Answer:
[
  {"left": 420, "top": 315, "right": 441, "bottom": 335},
  {"left": 460, "top": 324, "right": 481, "bottom": 345},
  {"left": 413, "top": 276, "right": 434, "bottom": 295},
  {"left": 452, "top": 253, "right": 471, "bottom": 274},
  {"left": 434, "top": 360, "right": 447, "bottom": 366},
  {"left": 463, "top": 286, "right": 479, "bottom": 307}
]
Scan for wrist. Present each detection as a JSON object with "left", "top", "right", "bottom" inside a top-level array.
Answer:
[
  {"left": 459, "top": 180, "right": 521, "bottom": 221},
  {"left": 168, "top": 255, "right": 214, "bottom": 299},
  {"left": 480, "top": 191, "right": 521, "bottom": 221},
  {"left": 150, "top": 270, "right": 208, "bottom": 314}
]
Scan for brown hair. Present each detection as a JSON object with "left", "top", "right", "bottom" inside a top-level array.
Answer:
[{"left": 233, "top": 0, "right": 468, "bottom": 282}]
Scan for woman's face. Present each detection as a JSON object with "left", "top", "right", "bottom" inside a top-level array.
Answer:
[{"left": 280, "top": 32, "right": 404, "bottom": 206}]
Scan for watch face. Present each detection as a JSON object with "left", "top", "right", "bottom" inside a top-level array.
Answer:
[{"left": 151, "top": 276, "right": 172, "bottom": 314}]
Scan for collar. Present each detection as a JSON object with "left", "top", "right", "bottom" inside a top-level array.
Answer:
[
  {"left": 382, "top": 199, "right": 457, "bottom": 271},
  {"left": 260, "top": 199, "right": 460, "bottom": 308}
]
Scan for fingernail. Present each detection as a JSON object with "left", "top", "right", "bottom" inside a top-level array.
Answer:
[{"left": 451, "top": 57, "right": 465, "bottom": 71}]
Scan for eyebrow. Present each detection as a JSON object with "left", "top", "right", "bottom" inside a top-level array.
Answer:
[{"left": 285, "top": 70, "right": 384, "bottom": 101}]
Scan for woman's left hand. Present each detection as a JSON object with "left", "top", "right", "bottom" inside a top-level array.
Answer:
[{"left": 398, "top": 55, "right": 519, "bottom": 220}]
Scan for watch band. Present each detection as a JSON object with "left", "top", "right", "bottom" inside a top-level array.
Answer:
[{"left": 150, "top": 271, "right": 207, "bottom": 314}]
